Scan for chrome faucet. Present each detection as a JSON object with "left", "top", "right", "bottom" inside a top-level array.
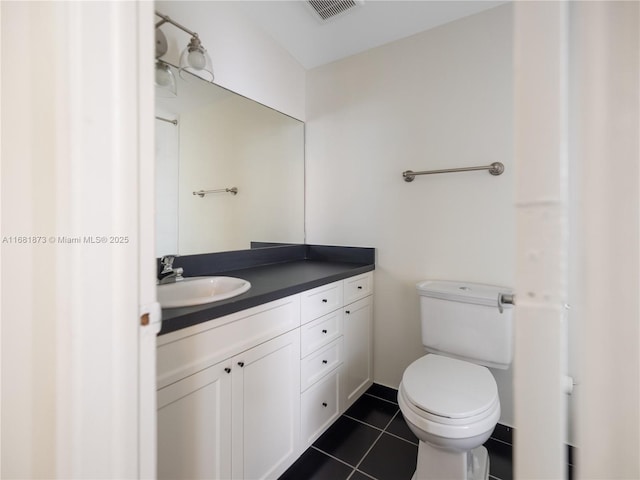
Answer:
[{"left": 158, "top": 254, "right": 184, "bottom": 284}]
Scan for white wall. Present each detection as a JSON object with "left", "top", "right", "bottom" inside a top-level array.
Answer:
[
  {"left": 305, "top": 5, "right": 515, "bottom": 424},
  {"left": 155, "top": 1, "right": 306, "bottom": 120}
]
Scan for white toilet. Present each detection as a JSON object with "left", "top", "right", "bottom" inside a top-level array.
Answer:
[{"left": 398, "top": 280, "right": 513, "bottom": 480}]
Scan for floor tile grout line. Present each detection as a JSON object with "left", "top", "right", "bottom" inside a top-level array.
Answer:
[
  {"left": 382, "top": 409, "right": 400, "bottom": 431},
  {"left": 343, "top": 413, "right": 387, "bottom": 433},
  {"left": 382, "top": 429, "right": 419, "bottom": 446},
  {"left": 352, "top": 428, "right": 386, "bottom": 477},
  {"left": 343, "top": 402, "right": 400, "bottom": 433},
  {"left": 310, "top": 445, "right": 362, "bottom": 471},
  {"left": 381, "top": 410, "right": 419, "bottom": 445},
  {"left": 344, "top": 410, "right": 419, "bottom": 447},
  {"left": 488, "top": 436, "right": 513, "bottom": 448},
  {"left": 364, "top": 392, "right": 399, "bottom": 407},
  {"left": 351, "top": 468, "right": 378, "bottom": 480},
  {"left": 489, "top": 475, "right": 506, "bottom": 480}
]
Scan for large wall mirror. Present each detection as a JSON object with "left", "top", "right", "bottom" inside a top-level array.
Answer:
[{"left": 155, "top": 64, "right": 305, "bottom": 257}]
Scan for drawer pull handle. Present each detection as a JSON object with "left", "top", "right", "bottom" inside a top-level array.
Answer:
[
  {"left": 345, "top": 310, "right": 351, "bottom": 314},
  {"left": 322, "top": 299, "right": 328, "bottom": 303},
  {"left": 322, "top": 329, "right": 328, "bottom": 334},
  {"left": 237, "top": 361, "right": 245, "bottom": 367},
  {"left": 357, "top": 286, "right": 363, "bottom": 290},
  {"left": 322, "top": 402, "right": 328, "bottom": 407},
  {"left": 322, "top": 360, "right": 328, "bottom": 364},
  {"left": 224, "top": 367, "right": 231, "bottom": 374}
]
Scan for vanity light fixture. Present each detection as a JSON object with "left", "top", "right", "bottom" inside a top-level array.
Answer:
[
  {"left": 155, "top": 11, "right": 214, "bottom": 83},
  {"left": 155, "top": 60, "right": 177, "bottom": 98},
  {"left": 155, "top": 27, "right": 177, "bottom": 97}
]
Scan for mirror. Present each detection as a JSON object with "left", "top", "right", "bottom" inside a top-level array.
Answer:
[{"left": 155, "top": 64, "right": 305, "bottom": 256}]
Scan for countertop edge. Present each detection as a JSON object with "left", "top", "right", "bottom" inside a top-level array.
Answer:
[{"left": 158, "top": 263, "right": 374, "bottom": 335}]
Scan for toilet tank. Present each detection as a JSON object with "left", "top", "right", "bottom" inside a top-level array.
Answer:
[{"left": 417, "top": 280, "right": 513, "bottom": 369}]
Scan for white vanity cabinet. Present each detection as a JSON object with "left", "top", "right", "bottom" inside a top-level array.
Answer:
[
  {"left": 156, "top": 270, "right": 374, "bottom": 479},
  {"left": 156, "top": 295, "right": 301, "bottom": 480}
]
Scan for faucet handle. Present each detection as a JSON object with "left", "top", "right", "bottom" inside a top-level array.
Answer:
[{"left": 160, "top": 254, "right": 179, "bottom": 272}]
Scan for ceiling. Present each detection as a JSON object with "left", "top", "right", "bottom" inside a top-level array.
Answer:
[{"left": 235, "top": 1, "right": 508, "bottom": 69}]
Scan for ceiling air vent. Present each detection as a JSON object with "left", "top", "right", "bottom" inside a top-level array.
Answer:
[{"left": 306, "top": 0, "right": 364, "bottom": 22}]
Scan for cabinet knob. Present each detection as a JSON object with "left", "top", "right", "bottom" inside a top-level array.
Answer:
[
  {"left": 322, "top": 360, "right": 328, "bottom": 364},
  {"left": 322, "top": 299, "right": 328, "bottom": 303},
  {"left": 322, "top": 329, "right": 328, "bottom": 334},
  {"left": 322, "top": 402, "right": 328, "bottom": 408},
  {"left": 237, "top": 361, "right": 245, "bottom": 367},
  {"left": 357, "top": 286, "right": 363, "bottom": 290},
  {"left": 345, "top": 310, "right": 351, "bottom": 314},
  {"left": 224, "top": 367, "right": 231, "bottom": 374}
]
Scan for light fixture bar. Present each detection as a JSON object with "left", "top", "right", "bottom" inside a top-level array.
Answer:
[
  {"left": 155, "top": 11, "right": 199, "bottom": 38},
  {"left": 155, "top": 10, "right": 214, "bottom": 83}
]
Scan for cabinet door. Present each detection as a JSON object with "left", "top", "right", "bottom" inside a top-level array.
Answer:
[
  {"left": 157, "top": 361, "right": 232, "bottom": 480},
  {"left": 232, "top": 330, "right": 301, "bottom": 480},
  {"left": 342, "top": 295, "right": 374, "bottom": 411}
]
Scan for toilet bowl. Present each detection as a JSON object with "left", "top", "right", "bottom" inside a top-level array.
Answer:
[{"left": 398, "top": 354, "right": 501, "bottom": 480}]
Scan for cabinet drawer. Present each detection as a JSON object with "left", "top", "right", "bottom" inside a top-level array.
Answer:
[
  {"left": 301, "top": 281, "right": 343, "bottom": 324},
  {"left": 301, "top": 337, "right": 343, "bottom": 392},
  {"left": 301, "top": 370, "right": 340, "bottom": 447},
  {"left": 157, "top": 295, "right": 300, "bottom": 389},
  {"left": 300, "top": 310, "right": 342, "bottom": 357},
  {"left": 343, "top": 272, "right": 373, "bottom": 304}
]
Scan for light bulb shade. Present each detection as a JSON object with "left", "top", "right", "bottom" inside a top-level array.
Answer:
[
  {"left": 155, "top": 61, "right": 177, "bottom": 98},
  {"left": 179, "top": 36, "right": 214, "bottom": 82}
]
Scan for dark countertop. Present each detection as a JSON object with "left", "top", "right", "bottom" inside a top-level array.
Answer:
[{"left": 159, "top": 259, "right": 374, "bottom": 335}]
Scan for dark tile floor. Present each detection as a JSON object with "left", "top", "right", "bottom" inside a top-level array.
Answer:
[{"left": 280, "top": 384, "right": 513, "bottom": 480}]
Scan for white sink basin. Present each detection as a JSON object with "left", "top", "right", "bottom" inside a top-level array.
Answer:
[{"left": 158, "top": 276, "right": 251, "bottom": 308}]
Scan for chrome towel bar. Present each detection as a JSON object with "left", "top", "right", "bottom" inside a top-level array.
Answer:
[
  {"left": 193, "top": 187, "right": 238, "bottom": 197},
  {"left": 403, "top": 162, "right": 504, "bottom": 182},
  {"left": 155, "top": 116, "right": 178, "bottom": 125}
]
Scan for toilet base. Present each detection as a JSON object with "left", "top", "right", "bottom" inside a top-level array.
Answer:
[{"left": 411, "top": 441, "right": 489, "bottom": 480}]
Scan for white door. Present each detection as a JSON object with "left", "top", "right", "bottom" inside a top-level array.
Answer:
[
  {"left": 342, "top": 296, "right": 373, "bottom": 410},
  {"left": 157, "top": 361, "right": 233, "bottom": 480},
  {"left": 1, "top": 2, "right": 158, "bottom": 478},
  {"left": 232, "top": 330, "right": 301, "bottom": 480}
]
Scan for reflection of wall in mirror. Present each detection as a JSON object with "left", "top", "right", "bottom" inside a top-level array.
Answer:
[
  {"left": 155, "top": 115, "right": 179, "bottom": 257},
  {"left": 177, "top": 95, "right": 304, "bottom": 255}
]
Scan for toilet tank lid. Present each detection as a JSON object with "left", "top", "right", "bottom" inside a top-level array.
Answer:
[{"left": 416, "top": 280, "right": 512, "bottom": 307}]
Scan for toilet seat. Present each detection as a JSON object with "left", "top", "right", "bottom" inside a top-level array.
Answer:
[
  {"left": 401, "top": 386, "right": 499, "bottom": 427},
  {"left": 402, "top": 354, "right": 498, "bottom": 420},
  {"left": 398, "top": 354, "right": 501, "bottom": 440}
]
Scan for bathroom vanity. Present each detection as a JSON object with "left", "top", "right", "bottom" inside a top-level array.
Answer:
[{"left": 155, "top": 245, "right": 374, "bottom": 480}]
